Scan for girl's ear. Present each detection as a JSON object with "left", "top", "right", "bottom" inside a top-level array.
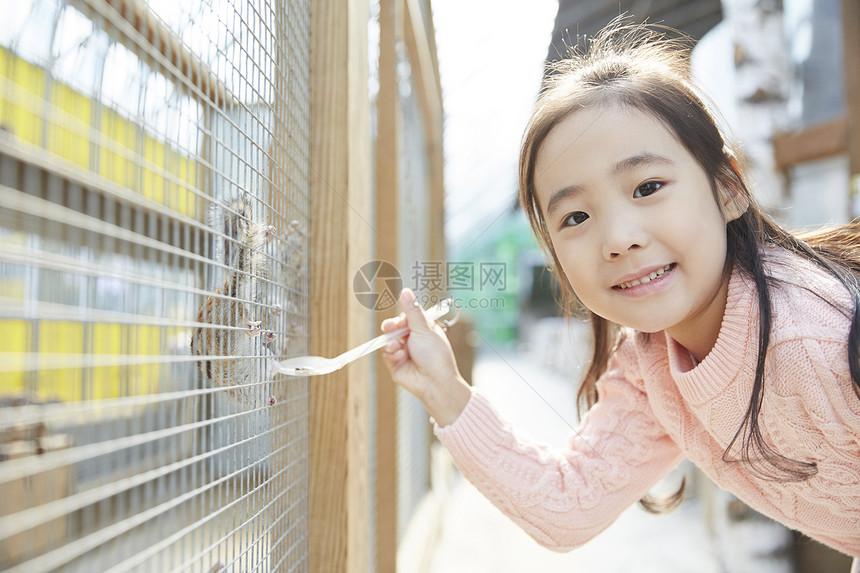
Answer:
[
  {"left": 718, "top": 183, "right": 749, "bottom": 222},
  {"left": 717, "top": 159, "right": 749, "bottom": 222}
]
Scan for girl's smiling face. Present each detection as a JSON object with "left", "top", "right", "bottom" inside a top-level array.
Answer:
[{"left": 534, "top": 104, "right": 735, "bottom": 359}]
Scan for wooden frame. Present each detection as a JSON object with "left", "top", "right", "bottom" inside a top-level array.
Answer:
[
  {"left": 841, "top": 0, "right": 860, "bottom": 182},
  {"left": 772, "top": 116, "right": 848, "bottom": 172},
  {"left": 404, "top": 0, "right": 445, "bottom": 270},
  {"left": 773, "top": 0, "right": 859, "bottom": 194},
  {"left": 72, "top": 0, "right": 232, "bottom": 106},
  {"left": 374, "top": 0, "right": 445, "bottom": 571},
  {"left": 402, "top": 0, "right": 446, "bottom": 530},
  {"left": 309, "top": 0, "right": 373, "bottom": 571},
  {"left": 374, "top": 1, "right": 405, "bottom": 572},
  {"left": 308, "top": 0, "right": 444, "bottom": 569}
]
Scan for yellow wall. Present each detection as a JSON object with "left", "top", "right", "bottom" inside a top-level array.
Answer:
[
  {"left": 0, "top": 319, "right": 178, "bottom": 401},
  {"left": 0, "top": 47, "right": 200, "bottom": 401},
  {"left": 0, "top": 46, "right": 198, "bottom": 218}
]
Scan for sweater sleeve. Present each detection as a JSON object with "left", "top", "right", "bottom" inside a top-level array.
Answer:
[{"left": 434, "top": 353, "right": 684, "bottom": 552}]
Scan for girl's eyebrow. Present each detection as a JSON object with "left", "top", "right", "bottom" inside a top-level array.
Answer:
[
  {"left": 545, "top": 152, "right": 677, "bottom": 217},
  {"left": 545, "top": 184, "right": 584, "bottom": 218},
  {"left": 611, "top": 152, "right": 676, "bottom": 175}
]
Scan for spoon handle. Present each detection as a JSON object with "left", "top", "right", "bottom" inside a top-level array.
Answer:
[
  {"left": 330, "top": 326, "right": 409, "bottom": 366},
  {"left": 329, "top": 300, "right": 453, "bottom": 365}
]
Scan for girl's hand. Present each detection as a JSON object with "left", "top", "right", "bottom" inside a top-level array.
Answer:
[{"left": 380, "top": 289, "right": 471, "bottom": 426}]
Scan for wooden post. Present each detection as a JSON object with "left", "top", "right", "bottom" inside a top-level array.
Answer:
[
  {"left": 403, "top": 0, "right": 446, "bottom": 489},
  {"left": 375, "top": 0, "right": 404, "bottom": 571},
  {"left": 841, "top": 0, "right": 860, "bottom": 202},
  {"left": 309, "top": 0, "right": 373, "bottom": 571}
]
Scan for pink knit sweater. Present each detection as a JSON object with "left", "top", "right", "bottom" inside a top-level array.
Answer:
[{"left": 436, "top": 248, "right": 860, "bottom": 557}]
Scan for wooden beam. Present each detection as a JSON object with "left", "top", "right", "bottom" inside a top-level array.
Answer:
[
  {"left": 402, "top": 0, "right": 446, "bottom": 529},
  {"left": 418, "top": 1, "right": 446, "bottom": 272},
  {"left": 402, "top": 0, "right": 445, "bottom": 280},
  {"left": 309, "top": 0, "right": 373, "bottom": 571},
  {"left": 403, "top": 0, "right": 444, "bottom": 156},
  {"left": 73, "top": 0, "right": 233, "bottom": 107},
  {"left": 374, "top": 0, "right": 404, "bottom": 571},
  {"left": 841, "top": 0, "right": 860, "bottom": 179},
  {"left": 772, "top": 116, "right": 848, "bottom": 172}
]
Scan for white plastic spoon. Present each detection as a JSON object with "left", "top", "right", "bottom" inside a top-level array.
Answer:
[{"left": 276, "top": 298, "right": 457, "bottom": 376}]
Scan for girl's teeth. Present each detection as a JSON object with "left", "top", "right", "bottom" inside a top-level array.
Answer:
[{"left": 619, "top": 264, "right": 672, "bottom": 289}]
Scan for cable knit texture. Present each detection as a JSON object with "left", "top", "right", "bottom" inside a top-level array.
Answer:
[{"left": 435, "top": 247, "right": 860, "bottom": 557}]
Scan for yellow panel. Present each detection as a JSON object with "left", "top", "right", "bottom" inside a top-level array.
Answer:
[
  {"left": 48, "top": 82, "right": 91, "bottom": 169},
  {"left": 99, "top": 107, "right": 139, "bottom": 190},
  {"left": 140, "top": 324, "right": 164, "bottom": 395},
  {"left": 177, "top": 155, "right": 197, "bottom": 218},
  {"left": 142, "top": 129, "right": 198, "bottom": 218},
  {"left": 0, "top": 277, "right": 25, "bottom": 299},
  {"left": 1, "top": 48, "right": 203, "bottom": 400},
  {"left": 0, "top": 320, "right": 28, "bottom": 394},
  {"left": 1, "top": 47, "right": 200, "bottom": 220},
  {"left": 143, "top": 136, "right": 166, "bottom": 204},
  {"left": 37, "top": 321, "right": 83, "bottom": 402},
  {"left": 98, "top": 108, "right": 118, "bottom": 184},
  {"left": 91, "top": 323, "right": 122, "bottom": 400},
  {"left": 0, "top": 47, "right": 46, "bottom": 146},
  {"left": 0, "top": 321, "right": 177, "bottom": 400}
]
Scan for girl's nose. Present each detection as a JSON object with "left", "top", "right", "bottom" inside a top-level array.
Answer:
[{"left": 601, "top": 218, "right": 647, "bottom": 260}]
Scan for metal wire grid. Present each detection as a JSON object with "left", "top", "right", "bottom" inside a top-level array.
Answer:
[
  {"left": 0, "top": 0, "right": 310, "bottom": 571},
  {"left": 395, "top": 48, "right": 432, "bottom": 541}
]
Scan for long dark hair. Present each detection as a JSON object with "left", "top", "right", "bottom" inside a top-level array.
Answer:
[{"left": 518, "top": 20, "right": 860, "bottom": 511}]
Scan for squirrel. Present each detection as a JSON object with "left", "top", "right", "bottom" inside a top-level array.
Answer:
[{"left": 191, "top": 194, "right": 295, "bottom": 408}]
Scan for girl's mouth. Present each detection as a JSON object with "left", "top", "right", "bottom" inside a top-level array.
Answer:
[{"left": 614, "top": 264, "right": 675, "bottom": 290}]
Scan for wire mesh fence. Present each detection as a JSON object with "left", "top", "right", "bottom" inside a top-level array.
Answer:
[
  {"left": 396, "top": 45, "right": 432, "bottom": 542},
  {"left": 0, "top": 0, "right": 311, "bottom": 570}
]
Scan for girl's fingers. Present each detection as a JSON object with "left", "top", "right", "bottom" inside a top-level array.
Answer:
[
  {"left": 381, "top": 344, "right": 407, "bottom": 369},
  {"left": 381, "top": 314, "right": 406, "bottom": 333},
  {"left": 398, "top": 289, "right": 433, "bottom": 331},
  {"left": 383, "top": 337, "right": 407, "bottom": 354}
]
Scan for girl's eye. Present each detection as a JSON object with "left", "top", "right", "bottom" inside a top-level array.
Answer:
[
  {"left": 562, "top": 211, "right": 589, "bottom": 227},
  {"left": 633, "top": 181, "right": 662, "bottom": 198}
]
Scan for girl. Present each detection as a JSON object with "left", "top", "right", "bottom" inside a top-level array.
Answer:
[{"left": 381, "top": 21, "right": 860, "bottom": 567}]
